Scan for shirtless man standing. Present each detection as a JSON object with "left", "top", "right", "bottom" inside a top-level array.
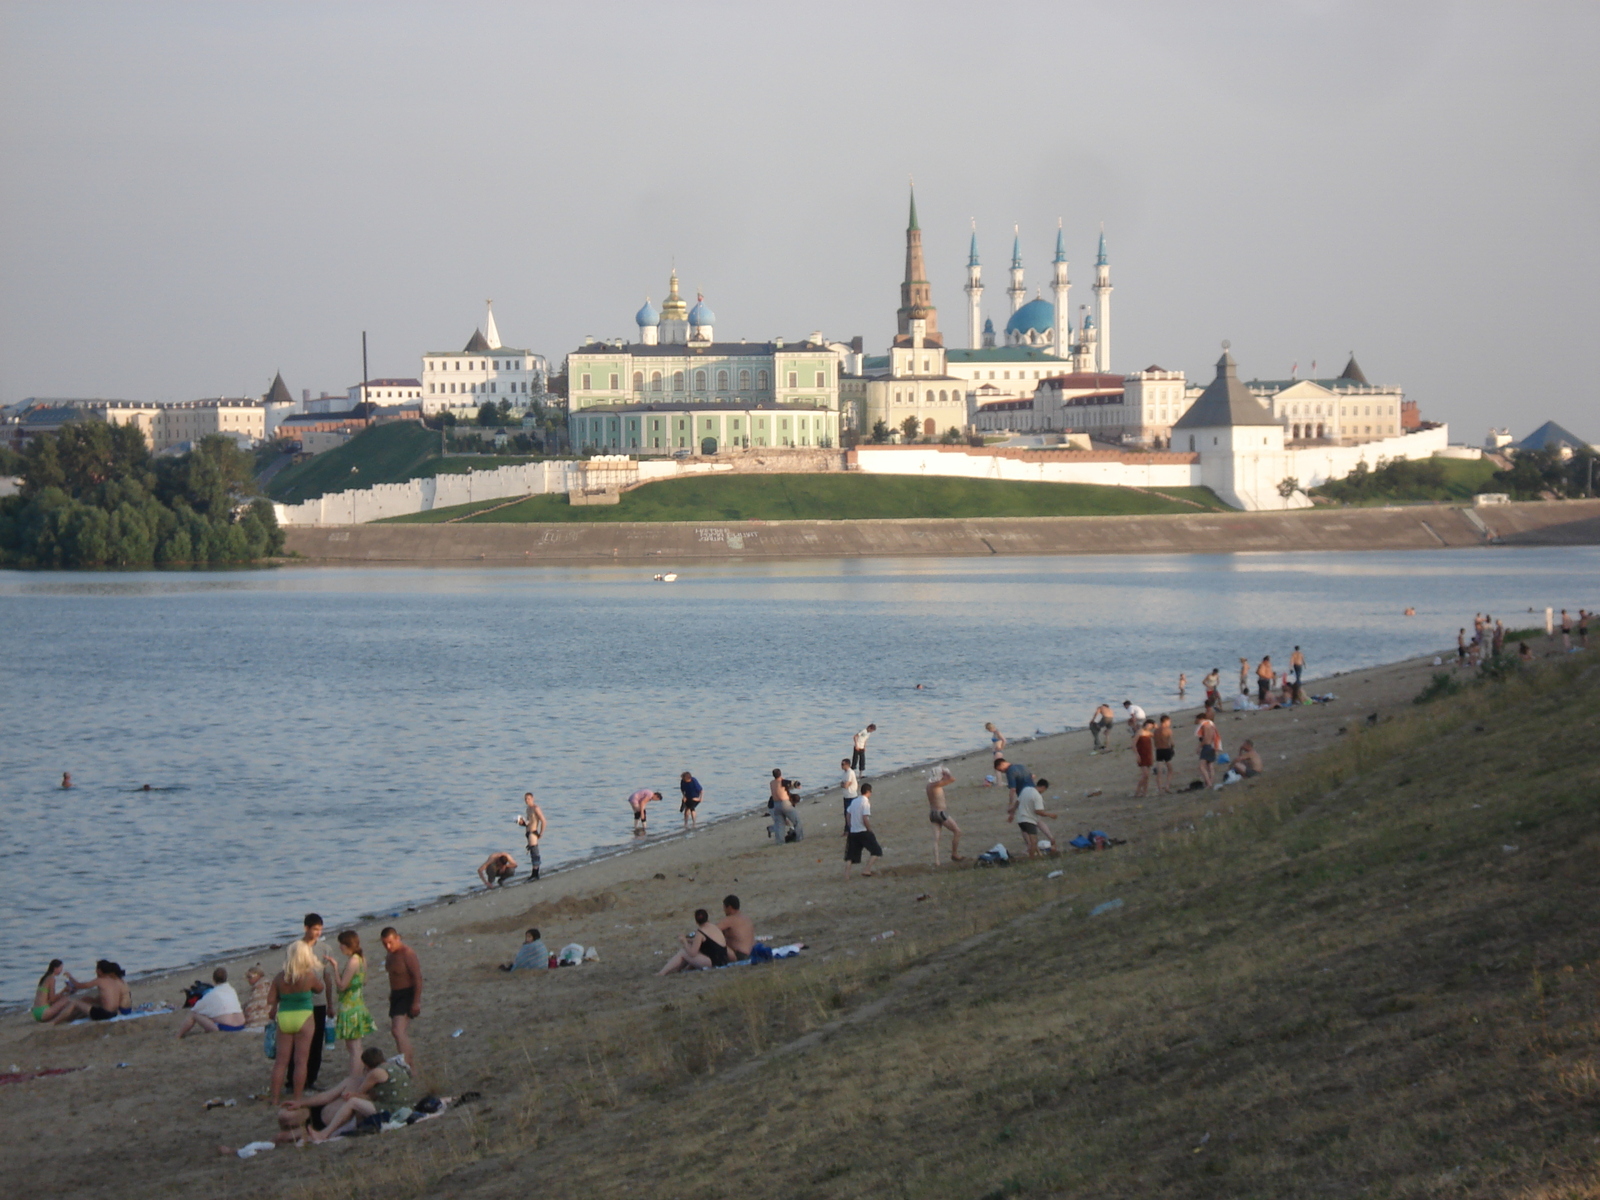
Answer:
[
  {"left": 925, "top": 766, "right": 964, "bottom": 865},
  {"left": 716, "top": 895, "right": 756, "bottom": 962},
  {"left": 517, "top": 792, "right": 546, "bottom": 880},
  {"left": 379, "top": 928, "right": 422, "bottom": 1069},
  {"left": 1088, "top": 703, "right": 1116, "bottom": 752}
]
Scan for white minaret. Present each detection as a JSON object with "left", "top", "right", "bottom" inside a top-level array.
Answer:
[
  {"left": 1050, "top": 220, "right": 1071, "bottom": 356},
  {"left": 484, "top": 300, "right": 502, "bottom": 350},
  {"left": 964, "top": 223, "right": 984, "bottom": 349},
  {"left": 1007, "top": 226, "right": 1026, "bottom": 314},
  {"left": 1093, "top": 227, "right": 1112, "bottom": 372}
]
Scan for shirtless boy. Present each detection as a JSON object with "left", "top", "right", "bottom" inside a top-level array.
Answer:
[
  {"left": 379, "top": 928, "right": 421, "bottom": 1069},
  {"left": 517, "top": 792, "right": 546, "bottom": 879},
  {"left": 716, "top": 895, "right": 756, "bottom": 961},
  {"left": 925, "top": 766, "right": 964, "bottom": 865},
  {"left": 477, "top": 852, "right": 517, "bottom": 888}
]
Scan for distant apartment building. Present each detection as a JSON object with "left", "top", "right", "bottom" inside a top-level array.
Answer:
[
  {"left": 348, "top": 378, "right": 423, "bottom": 406},
  {"left": 1, "top": 397, "right": 265, "bottom": 452}
]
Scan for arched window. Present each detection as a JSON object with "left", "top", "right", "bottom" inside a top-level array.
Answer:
[
  {"left": 939, "top": 390, "right": 948, "bottom": 403},
  {"left": 716, "top": 370, "right": 729, "bottom": 390},
  {"left": 673, "top": 372, "right": 685, "bottom": 392},
  {"left": 757, "top": 370, "right": 769, "bottom": 390},
  {"left": 650, "top": 371, "right": 663, "bottom": 392},
  {"left": 739, "top": 369, "right": 751, "bottom": 389},
  {"left": 633, "top": 371, "right": 644, "bottom": 392},
  {"left": 694, "top": 370, "right": 706, "bottom": 391},
  {"left": 926, "top": 390, "right": 934, "bottom": 404},
  {"left": 923, "top": 418, "right": 937, "bottom": 437}
]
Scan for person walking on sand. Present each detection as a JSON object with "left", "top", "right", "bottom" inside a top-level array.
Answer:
[
  {"left": 1202, "top": 668, "right": 1220, "bottom": 709},
  {"left": 769, "top": 769, "right": 803, "bottom": 843},
  {"left": 926, "top": 766, "right": 965, "bottom": 865},
  {"left": 1089, "top": 703, "right": 1116, "bottom": 752},
  {"left": 1133, "top": 719, "right": 1156, "bottom": 797},
  {"left": 1457, "top": 628, "right": 1468, "bottom": 669},
  {"left": 679, "top": 772, "right": 704, "bottom": 830},
  {"left": 1195, "top": 712, "right": 1222, "bottom": 788},
  {"left": 267, "top": 941, "right": 324, "bottom": 1106},
  {"left": 518, "top": 792, "right": 546, "bottom": 880},
  {"left": 1009, "top": 777, "right": 1060, "bottom": 858},
  {"left": 1290, "top": 646, "right": 1305, "bottom": 688},
  {"left": 985, "top": 722, "right": 1006, "bottom": 755},
  {"left": 1153, "top": 714, "right": 1176, "bottom": 794},
  {"left": 851, "top": 723, "right": 877, "bottom": 772},
  {"left": 331, "top": 931, "right": 376, "bottom": 1075},
  {"left": 1255, "top": 656, "right": 1274, "bottom": 705},
  {"left": 628, "top": 788, "right": 661, "bottom": 835},
  {"left": 380, "top": 928, "right": 421, "bottom": 1070},
  {"left": 843, "top": 784, "right": 884, "bottom": 880}
]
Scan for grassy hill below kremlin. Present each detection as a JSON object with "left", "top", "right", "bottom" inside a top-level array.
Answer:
[
  {"left": 384, "top": 473, "right": 1233, "bottom": 523},
  {"left": 265, "top": 422, "right": 539, "bottom": 505}
]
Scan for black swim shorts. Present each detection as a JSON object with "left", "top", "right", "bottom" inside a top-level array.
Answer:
[
  {"left": 1156, "top": 747, "right": 1175, "bottom": 762},
  {"left": 928, "top": 810, "right": 950, "bottom": 826},
  {"left": 1017, "top": 821, "right": 1039, "bottom": 836},
  {"left": 388, "top": 987, "right": 415, "bottom": 1019},
  {"left": 89, "top": 1006, "right": 115, "bottom": 1021}
]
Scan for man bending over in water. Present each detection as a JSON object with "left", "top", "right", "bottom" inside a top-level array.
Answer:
[
  {"left": 517, "top": 792, "right": 546, "bottom": 880},
  {"left": 380, "top": 928, "right": 421, "bottom": 1069},
  {"left": 716, "top": 895, "right": 756, "bottom": 962},
  {"left": 926, "top": 766, "right": 965, "bottom": 865},
  {"left": 477, "top": 852, "right": 517, "bottom": 888}
]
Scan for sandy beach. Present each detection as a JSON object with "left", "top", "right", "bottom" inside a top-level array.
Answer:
[{"left": 0, "top": 648, "right": 1463, "bottom": 1197}]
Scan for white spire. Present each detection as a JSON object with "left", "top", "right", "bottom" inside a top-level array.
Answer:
[{"left": 485, "top": 300, "right": 502, "bottom": 350}]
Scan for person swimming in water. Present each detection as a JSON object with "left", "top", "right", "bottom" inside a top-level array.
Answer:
[{"left": 61, "top": 773, "right": 73, "bottom": 789}]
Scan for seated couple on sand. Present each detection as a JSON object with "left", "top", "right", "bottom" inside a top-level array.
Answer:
[
  {"left": 39, "top": 960, "right": 131, "bottom": 1025},
  {"left": 225, "top": 1048, "right": 417, "bottom": 1150},
  {"left": 656, "top": 896, "right": 756, "bottom": 975}
]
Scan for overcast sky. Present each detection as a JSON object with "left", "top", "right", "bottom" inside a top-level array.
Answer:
[{"left": 2, "top": 1, "right": 1595, "bottom": 439}]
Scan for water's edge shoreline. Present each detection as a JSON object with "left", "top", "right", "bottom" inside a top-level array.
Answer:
[{"left": 3, "top": 653, "right": 1440, "bottom": 1011}]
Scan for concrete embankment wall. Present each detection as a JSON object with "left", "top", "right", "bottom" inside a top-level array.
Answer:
[{"left": 280, "top": 499, "right": 1600, "bottom": 566}]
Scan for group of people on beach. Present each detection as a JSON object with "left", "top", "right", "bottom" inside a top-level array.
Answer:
[{"left": 1458, "top": 609, "right": 1590, "bottom": 668}]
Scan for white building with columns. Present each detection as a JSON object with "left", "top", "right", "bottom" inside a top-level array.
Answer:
[{"left": 421, "top": 304, "right": 548, "bottom": 417}]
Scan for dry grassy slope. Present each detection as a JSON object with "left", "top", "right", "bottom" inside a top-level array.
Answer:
[{"left": 251, "top": 656, "right": 1600, "bottom": 1200}]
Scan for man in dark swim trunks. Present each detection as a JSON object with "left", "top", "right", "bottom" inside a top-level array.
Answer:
[
  {"left": 925, "top": 766, "right": 964, "bottom": 866},
  {"left": 679, "top": 772, "right": 704, "bottom": 830},
  {"left": 518, "top": 792, "right": 546, "bottom": 880},
  {"left": 716, "top": 895, "right": 755, "bottom": 961},
  {"left": 380, "top": 928, "right": 422, "bottom": 1070}
]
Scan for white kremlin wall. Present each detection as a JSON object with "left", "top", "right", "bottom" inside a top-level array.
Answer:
[{"left": 273, "top": 426, "right": 1452, "bottom": 526}]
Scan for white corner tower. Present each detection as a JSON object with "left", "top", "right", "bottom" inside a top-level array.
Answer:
[
  {"left": 1093, "top": 227, "right": 1112, "bottom": 372},
  {"left": 1007, "top": 226, "right": 1026, "bottom": 315},
  {"left": 964, "top": 223, "right": 984, "bottom": 349},
  {"left": 1050, "top": 220, "right": 1071, "bottom": 357}
]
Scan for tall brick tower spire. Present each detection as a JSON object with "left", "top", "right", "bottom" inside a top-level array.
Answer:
[{"left": 895, "top": 184, "right": 941, "bottom": 346}]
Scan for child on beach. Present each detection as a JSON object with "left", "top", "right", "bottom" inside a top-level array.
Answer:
[{"left": 985, "top": 722, "right": 1006, "bottom": 754}]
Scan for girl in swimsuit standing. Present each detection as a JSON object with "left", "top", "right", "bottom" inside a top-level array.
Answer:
[{"left": 268, "top": 940, "right": 325, "bottom": 1106}]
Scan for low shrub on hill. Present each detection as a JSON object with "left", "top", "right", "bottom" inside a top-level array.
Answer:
[{"left": 0, "top": 422, "right": 283, "bottom": 568}]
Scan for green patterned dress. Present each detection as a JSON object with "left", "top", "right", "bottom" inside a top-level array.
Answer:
[{"left": 334, "top": 965, "right": 376, "bottom": 1041}]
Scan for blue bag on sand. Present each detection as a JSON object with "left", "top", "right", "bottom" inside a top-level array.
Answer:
[
  {"left": 1216, "top": 752, "right": 1231, "bottom": 765},
  {"left": 748, "top": 943, "right": 774, "bottom": 964},
  {"left": 263, "top": 1023, "right": 277, "bottom": 1061}
]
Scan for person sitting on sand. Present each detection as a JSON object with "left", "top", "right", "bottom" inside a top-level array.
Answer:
[
  {"left": 477, "top": 852, "right": 518, "bottom": 888},
  {"left": 48, "top": 960, "right": 129, "bottom": 1025},
  {"left": 717, "top": 895, "right": 756, "bottom": 961},
  {"left": 1518, "top": 641, "right": 1533, "bottom": 662},
  {"left": 1233, "top": 740, "right": 1265, "bottom": 778},
  {"left": 656, "top": 909, "right": 732, "bottom": 974},
  {"left": 32, "top": 959, "right": 77, "bottom": 1023},
  {"left": 500, "top": 929, "right": 550, "bottom": 971},
  {"left": 241, "top": 966, "right": 272, "bottom": 1029},
  {"left": 176, "top": 967, "right": 244, "bottom": 1037},
  {"left": 299, "top": 1048, "right": 417, "bottom": 1142}
]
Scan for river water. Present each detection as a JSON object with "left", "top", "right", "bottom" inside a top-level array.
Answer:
[{"left": 2, "top": 546, "right": 1594, "bottom": 1004}]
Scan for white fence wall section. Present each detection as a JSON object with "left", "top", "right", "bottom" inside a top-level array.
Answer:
[
  {"left": 272, "top": 427, "right": 1456, "bottom": 525},
  {"left": 851, "top": 446, "right": 1201, "bottom": 489}
]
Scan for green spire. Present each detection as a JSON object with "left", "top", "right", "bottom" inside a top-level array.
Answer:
[{"left": 908, "top": 183, "right": 919, "bottom": 231}]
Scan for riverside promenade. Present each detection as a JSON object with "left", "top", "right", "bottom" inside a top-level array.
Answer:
[{"left": 281, "top": 499, "right": 1600, "bottom": 565}]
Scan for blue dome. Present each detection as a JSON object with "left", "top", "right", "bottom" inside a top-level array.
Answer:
[
  {"left": 636, "top": 298, "right": 659, "bottom": 327},
  {"left": 688, "top": 300, "right": 715, "bottom": 327},
  {"left": 1005, "top": 297, "right": 1055, "bottom": 336}
]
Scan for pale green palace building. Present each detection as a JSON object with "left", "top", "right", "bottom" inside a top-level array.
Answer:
[{"left": 566, "top": 271, "right": 843, "bottom": 455}]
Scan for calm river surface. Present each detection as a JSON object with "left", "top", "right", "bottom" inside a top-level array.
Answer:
[{"left": 2, "top": 547, "right": 1594, "bottom": 1004}]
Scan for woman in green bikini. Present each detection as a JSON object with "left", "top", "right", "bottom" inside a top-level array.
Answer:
[
  {"left": 332, "top": 931, "right": 377, "bottom": 1075},
  {"left": 268, "top": 940, "right": 325, "bottom": 1106},
  {"left": 32, "top": 959, "right": 76, "bottom": 1022}
]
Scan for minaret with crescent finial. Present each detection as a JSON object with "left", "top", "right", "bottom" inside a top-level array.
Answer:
[
  {"left": 964, "top": 221, "right": 983, "bottom": 350},
  {"left": 1050, "top": 221, "right": 1070, "bottom": 356},
  {"left": 1093, "top": 225, "right": 1112, "bottom": 372},
  {"left": 1007, "top": 226, "right": 1026, "bottom": 315}
]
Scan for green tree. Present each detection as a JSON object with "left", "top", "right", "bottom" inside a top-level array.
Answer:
[
  {"left": 870, "top": 420, "right": 890, "bottom": 444},
  {"left": 1277, "top": 477, "right": 1301, "bottom": 500},
  {"left": 899, "top": 415, "right": 920, "bottom": 443},
  {"left": 477, "top": 402, "right": 499, "bottom": 427}
]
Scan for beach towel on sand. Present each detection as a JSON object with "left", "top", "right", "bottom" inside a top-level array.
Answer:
[{"left": 66, "top": 1003, "right": 172, "bottom": 1026}]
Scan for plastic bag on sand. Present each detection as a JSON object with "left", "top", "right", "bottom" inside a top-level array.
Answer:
[
  {"left": 558, "top": 943, "right": 585, "bottom": 966},
  {"left": 583, "top": 946, "right": 600, "bottom": 962},
  {"left": 237, "top": 1141, "right": 275, "bottom": 1159}
]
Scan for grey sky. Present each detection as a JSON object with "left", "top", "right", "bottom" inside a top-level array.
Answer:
[{"left": 2, "top": 1, "right": 1595, "bottom": 440}]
